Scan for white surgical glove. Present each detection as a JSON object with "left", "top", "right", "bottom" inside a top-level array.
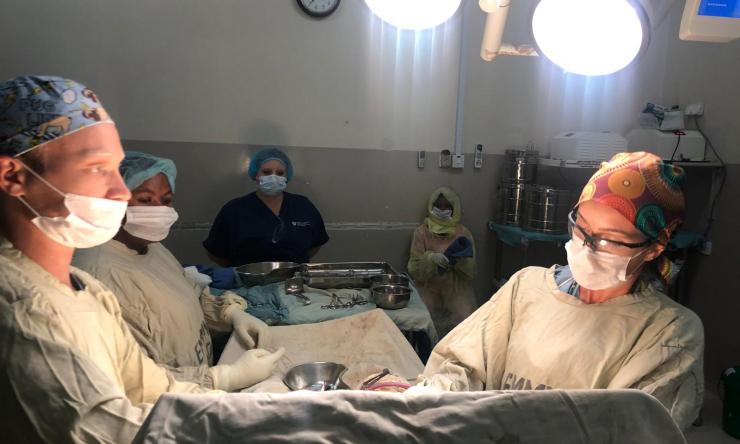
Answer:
[
  {"left": 226, "top": 306, "right": 270, "bottom": 349},
  {"left": 428, "top": 252, "right": 450, "bottom": 269},
  {"left": 209, "top": 347, "right": 285, "bottom": 392},
  {"left": 183, "top": 266, "right": 212, "bottom": 288}
]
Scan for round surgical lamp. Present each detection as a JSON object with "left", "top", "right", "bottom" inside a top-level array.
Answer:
[
  {"left": 364, "top": 0, "right": 462, "bottom": 30},
  {"left": 531, "top": 0, "right": 650, "bottom": 76}
]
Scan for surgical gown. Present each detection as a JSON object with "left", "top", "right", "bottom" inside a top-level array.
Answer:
[
  {"left": 73, "top": 240, "right": 246, "bottom": 382},
  {"left": 0, "top": 238, "right": 221, "bottom": 443},
  {"left": 417, "top": 265, "right": 704, "bottom": 431},
  {"left": 407, "top": 224, "right": 477, "bottom": 337}
]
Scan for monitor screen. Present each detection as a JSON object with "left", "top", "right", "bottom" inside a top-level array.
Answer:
[{"left": 698, "top": 0, "right": 740, "bottom": 18}]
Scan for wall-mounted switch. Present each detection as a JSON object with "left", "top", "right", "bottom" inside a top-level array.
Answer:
[
  {"left": 417, "top": 150, "right": 426, "bottom": 168},
  {"left": 474, "top": 144, "right": 483, "bottom": 168},
  {"left": 452, "top": 154, "right": 464, "bottom": 169}
]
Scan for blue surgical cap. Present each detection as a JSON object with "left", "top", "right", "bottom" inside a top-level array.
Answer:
[
  {"left": 0, "top": 75, "right": 113, "bottom": 157},
  {"left": 120, "top": 151, "right": 177, "bottom": 193},
  {"left": 247, "top": 148, "right": 294, "bottom": 182}
]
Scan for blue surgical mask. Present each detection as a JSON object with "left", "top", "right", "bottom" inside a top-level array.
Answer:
[
  {"left": 431, "top": 206, "right": 453, "bottom": 220},
  {"left": 258, "top": 174, "right": 287, "bottom": 196}
]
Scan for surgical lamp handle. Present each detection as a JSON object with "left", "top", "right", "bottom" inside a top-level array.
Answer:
[{"left": 480, "top": 1, "right": 511, "bottom": 61}]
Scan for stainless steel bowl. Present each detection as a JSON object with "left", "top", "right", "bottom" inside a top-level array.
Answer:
[
  {"left": 370, "top": 274, "right": 410, "bottom": 289},
  {"left": 235, "top": 262, "right": 301, "bottom": 287},
  {"left": 372, "top": 285, "right": 411, "bottom": 310},
  {"left": 283, "top": 362, "right": 349, "bottom": 391}
]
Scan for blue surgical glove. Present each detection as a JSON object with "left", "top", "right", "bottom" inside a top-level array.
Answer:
[
  {"left": 194, "top": 264, "right": 238, "bottom": 289},
  {"left": 444, "top": 237, "right": 474, "bottom": 258}
]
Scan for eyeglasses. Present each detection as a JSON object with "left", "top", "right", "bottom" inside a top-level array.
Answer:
[{"left": 568, "top": 210, "right": 652, "bottom": 254}]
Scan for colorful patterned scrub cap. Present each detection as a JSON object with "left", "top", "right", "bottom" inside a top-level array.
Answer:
[
  {"left": 578, "top": 152, "right": 686, "bottom": 239},
  {"left": 0, "top": 75, "right": 113, "bottom": 157}
]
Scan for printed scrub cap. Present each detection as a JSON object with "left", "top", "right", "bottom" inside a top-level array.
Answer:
[
  {"left": 578, "top": 151, "right": 686, "bottom": 239},
  {"left": 0, "top": 75, "right": 113, "bottom": 157}
]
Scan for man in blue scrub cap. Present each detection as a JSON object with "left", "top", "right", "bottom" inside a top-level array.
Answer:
[
  {"left": 0, "top": 76, "right": 284, "bottom": 442},
  {"left": 204, "top": 147, "right": 329, "bottom": 266},
  {"left": 0, "top": 75, "right": 225, "bottom": 442}
]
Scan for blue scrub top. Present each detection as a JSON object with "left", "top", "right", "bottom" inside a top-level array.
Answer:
[{"left": 204, "top": 192, "right": 329, "bottom": 266}]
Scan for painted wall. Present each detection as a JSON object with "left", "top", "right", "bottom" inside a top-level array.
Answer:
[
  {"left": 0, "top": 0, "right": 461, "bottom": 151},
  {"left": 683, "top": 165, "right": 740, "bottom": 393},
  {"left": 461, "top": 0, "right": 740, "bottom": 160},
  {"left": 4, "top": 1, "right": 735, "bottom": 158}
]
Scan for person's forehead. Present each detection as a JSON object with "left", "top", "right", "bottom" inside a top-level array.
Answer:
[
  {"left": 133, "top": 173, "right": 172, "bottom": 193},
  {"left": 260, "top": 159, "right": 285, "bottom": 169},
  {"left": 47, "top": 125, "right": 123, "bottom": 162}
]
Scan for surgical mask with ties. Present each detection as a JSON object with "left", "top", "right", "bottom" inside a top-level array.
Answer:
[
  {"left": 16, "top": 161, "right": 128, "bottom": 248},
  {"left": 258, "top": 174, "right": 287, "bottom": 196},
  {"left": 431, "top": 206, "right": 453, "bottom": 220},
  {"left": 123, "top": 206, "right": 179, "bottom": 242},
  {"left": 564, "top": 239, "right": 649, "bottom": 291}
]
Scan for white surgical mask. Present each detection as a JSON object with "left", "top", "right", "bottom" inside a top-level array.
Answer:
[
  {"left": 258, "top": 174, "right": 287, "bottom": 196},
  {"left": 565, "top": 239, "right": 648, "bottom": 290},
  {"left": 123, "top": 205, "right": 179, "bottom": 242},
  {"left": 16, "top": 162, "right": 128, "bottom": 248},
  {"left": 431, "top": 206, "right": 453, "bottom": 220}
]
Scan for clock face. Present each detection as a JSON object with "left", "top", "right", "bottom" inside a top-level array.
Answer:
[{"left": 297, "top": 0, "right": 341, "bottom": 18}]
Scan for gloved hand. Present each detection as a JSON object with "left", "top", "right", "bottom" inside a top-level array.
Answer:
[
  {"left": 210, "top": 267, "right": 237, "bottom": 289},
  {"left": 428, "top": 252, "right": 450, "bottom": 270},
  {"left": 195, "top": 265, "right": 238, "bottom": 289},
  {"left": 209, "top": 347, "right": 285, "bottom": 392},
  {"left": 227, "top": 307, "right": 270, "bottom": 349},
  {"left": 183, "top": 266, "right": 213, "bottom": 288},
  {"left": 444, "top": 237, "right": 474, "bottom": 260}
]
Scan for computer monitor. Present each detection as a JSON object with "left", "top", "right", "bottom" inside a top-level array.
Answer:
[{"left": 680, "top": 0, "right": 740, "bottom": 42}]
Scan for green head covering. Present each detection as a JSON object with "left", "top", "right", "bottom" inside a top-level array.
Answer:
[{"left": 425, "top": 186, "right": 461, "bottom": 235}]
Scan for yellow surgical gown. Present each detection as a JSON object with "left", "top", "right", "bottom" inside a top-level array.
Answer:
[
  {"left": 407, "top": 224, "right": 477, "bottom": 337},
  {"left": 0, "top": 238, "right": 221, "bottom": 443},
  {"left": 73, "top": 240, "right": 246, "bottom": 383},
  {"left": 417, "top": 266, "right": 704, "bottom": 431}
]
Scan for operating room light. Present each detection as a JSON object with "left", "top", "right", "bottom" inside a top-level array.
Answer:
[
  {"left": 531, "top": 0, "right": 647, "bottom": 76},
  {"left": 364, "top": 0, "right": 462, "bottom": 30}
]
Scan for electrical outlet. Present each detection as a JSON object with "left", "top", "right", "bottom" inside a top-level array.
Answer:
[
  {"left": 451, "top": 154, "right": 465, "bottom": 169},
  {"left": 417, "top": 150, "right": 426, "bottom": 168},
  {"left": 474, "top": 144, "right": 483, "bottom": 169},
  {"left": 685, "top": 103, "right": 704, "bottom": 116},
  {"left": 440, "top": 149, "right": 452, "bottom": 168}
]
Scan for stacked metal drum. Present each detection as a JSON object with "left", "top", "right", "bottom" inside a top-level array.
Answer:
[
  {"left": 522, "top": 185, "right": 570, "bottom": 234},
  {"left": 500, "top": 149, "right": 538, "bottom": 226},
  {"left": 499, "top": 149, "right": 570, "bottom": 234}
]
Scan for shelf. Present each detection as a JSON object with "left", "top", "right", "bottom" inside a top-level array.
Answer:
[
  {"left": 669, "top": 161, "right": 723, "bottom": 168},
  {"left": 538, "top": 158, "right": 723, "bottom": 169},
  {"left": 489, "top": 221, "right": 704, "bottom": 250},
  {"left": 488, "top": 222, "right": 569, "bottom": 246}
]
